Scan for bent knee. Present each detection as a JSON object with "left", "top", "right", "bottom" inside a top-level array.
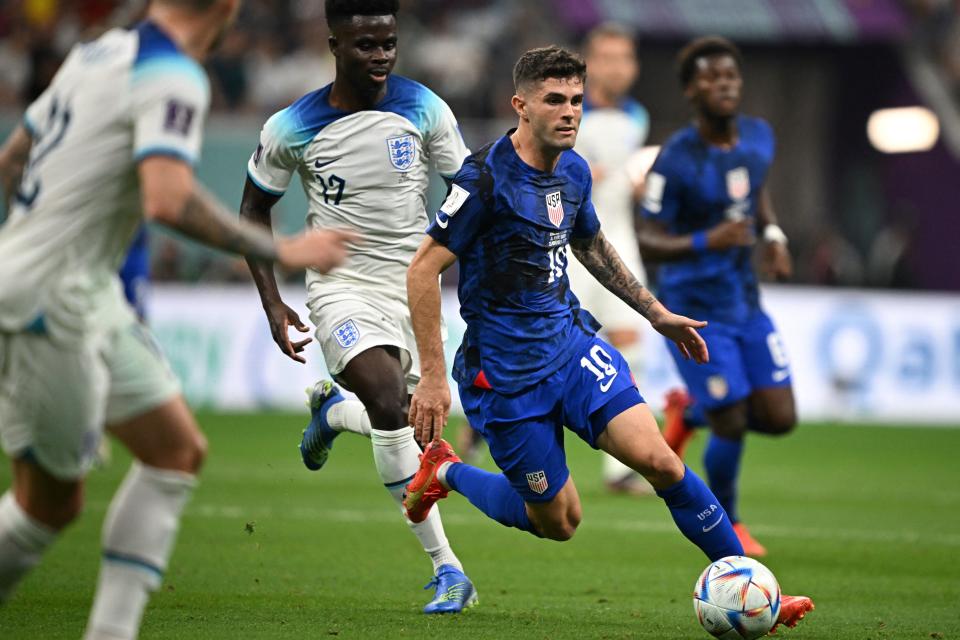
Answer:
[
  {"left": 759, "top": 410, "right": 797, "bottom": 435},
  {"left": 642, "top": 449, "right": 685, "bottom": 489},
  {"left": 540, "top": 519, "right": 580, "bottom": 542},
  {"left": 146, "top": 430, "right": 207, "bottom": 474},
  {"left": 363, "top": 396, "right": 409, "bottom": 429},
  {"left": 22, "top": 491, "right": 83, "bottom": 531}
]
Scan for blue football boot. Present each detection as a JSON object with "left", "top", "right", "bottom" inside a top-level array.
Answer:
[
  {"left": 299, "top": 380, "right": 344, "bottom": 471},
  {"left": 422, "top": 564, "right": 478, "bottom": 614}
]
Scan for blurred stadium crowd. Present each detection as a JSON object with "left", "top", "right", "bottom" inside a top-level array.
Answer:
[{"left": 1, "top": 0, "right": 959, "bottom": 291}]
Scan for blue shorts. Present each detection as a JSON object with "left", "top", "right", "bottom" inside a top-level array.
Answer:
[
  {"left": 667, "top": 308, "right": 791, "bottom": 412},
  {"left": 459, "top": 336, "right": 644, "bottom": 503}
]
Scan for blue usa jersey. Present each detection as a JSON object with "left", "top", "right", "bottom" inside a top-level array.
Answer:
[
  {"left": 427, "top": 133, "right": 602, "bottom": 392},
  {"left": 641, "top": 115, "right": 775, "bottom": 323}
]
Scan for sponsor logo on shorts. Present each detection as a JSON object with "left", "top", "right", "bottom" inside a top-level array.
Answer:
[
  {"left": 707, "top": 375, "right": 728, "bottom": 400},
  {"left": 333, "top": 319, "right": 360, "bottom": 349},
  {"left": 526, "top": 470, "right": 549, "bottom": 495}
]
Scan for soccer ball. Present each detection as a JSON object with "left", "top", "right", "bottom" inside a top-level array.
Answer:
[{"left": 693, "top": 556, "right": 781, "bottom": 640}]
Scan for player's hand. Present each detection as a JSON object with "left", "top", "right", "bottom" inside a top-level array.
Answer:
[
  {"left": 706, "top": 219, "right": 755, "bottom": 251},
  {"left": 650, "top": 310, "right": 709, "bottom": 364},
  {"left": 409, "top": 374, "right": 451, "bottom": 445},
  {"left": 276, "top": 228, "right": 359, "bottom": 273},
  {"left": 761, "top": 241, "right": 793, "bottom": 281},
  {"left": 264, "top": 300, "right": 312, "bottom": 364}
]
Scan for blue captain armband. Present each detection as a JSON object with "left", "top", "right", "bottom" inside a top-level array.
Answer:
[{"left": 691, "top": 231, "right": 709, "bottom": 254}]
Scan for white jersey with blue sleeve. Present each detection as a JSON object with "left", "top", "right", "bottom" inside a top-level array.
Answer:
[
  {"left": 246, "top": 75, "right": 469, "bottom": 299},
  {"left": 0, "top": 21, "right": 209, "bottom": 339}
]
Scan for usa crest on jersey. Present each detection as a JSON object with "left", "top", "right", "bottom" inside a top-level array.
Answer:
[
  {"left": 526, "top": 470, "right": 549, "bottom": 494},
  {"left": 386, "top": 134, "right": 416, "bottom": 171},
  {"left": 726, "top": 167, "right": 750, "bottom": 201},
  {"left": 545, "top": 191, "right": 564, "bottom": 227}
]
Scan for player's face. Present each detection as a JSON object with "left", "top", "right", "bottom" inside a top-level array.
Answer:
[
  {"left": 329, "top": 15, "right": 398, "bottom": 91},
  {"left": 686, "top": 54, "right": 742, "bottom": 118},
  {"left": 519, "top": 76, "right": 584, "bottom": 152},
  {"left": 585, "top": 35, "right": 638, "bottom": 98}
]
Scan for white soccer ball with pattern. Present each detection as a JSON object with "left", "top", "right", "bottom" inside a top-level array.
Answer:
[{"left": 693, "top": 556, "right": 781, "bottom": 640}]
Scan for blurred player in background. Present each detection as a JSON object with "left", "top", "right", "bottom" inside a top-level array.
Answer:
[
  {"left": 638, "top": 37, "right": 797, "bottom": 558},
  {"left": 0, "top": 1, "right": 352, "bottom": 638},
  {"left": 568, "top": 22, "right": 652, "bottom": 495},
  {"left": 241, "top": 0, "right": 477, "bottom": 613},
  {"left": 403, "top": 45, "right": 812, "bottom": 630}
]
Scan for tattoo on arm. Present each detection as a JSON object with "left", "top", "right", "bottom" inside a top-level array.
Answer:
[
  {"left": 163, "top": 183, "right": 279, "bottom": 262},
  {"left": 571, "top": 231, "right": 659, "bottom": 319}
]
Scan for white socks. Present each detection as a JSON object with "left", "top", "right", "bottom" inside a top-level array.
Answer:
[
  {"left": 370, "top": 428, "right": 462, "bottom": 573},
  {"left": 326, "top": 400, "right": 372, "bottom": 437},
  {"left": 84, "top": 462, "right": 196, "bottom": 640},
  {"left": 0, "top": 491, "right": 56, "bottom": 603}
]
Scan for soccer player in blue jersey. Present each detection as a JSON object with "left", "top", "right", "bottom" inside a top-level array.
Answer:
[
  {"left": 402, "top": 45, "right": 812, "bottom": 630},
  {"left": 240, "top": 0, "right": 476, "bottom": 613},
  {"left": 638, "top": 37, "right": 797, "bottom": 558}
]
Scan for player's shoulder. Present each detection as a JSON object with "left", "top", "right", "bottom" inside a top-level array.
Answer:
[
  {"left": 738, "top": 115, "right": 775, "bottom": 151},
  {"left": 378, "top": 75, "right": 455, "bottom": 133},
  {"left": 262, "top": 83, "right": 342, "bottom": 149},
  {"left": 654, "top": 124, "right": 700, "bottom": 174},
  {"left": 131, "top": 21, "right": 207, "bottom": 93},
  {"left": 559, "top": 147, "right": 592, "bottom": 184}
]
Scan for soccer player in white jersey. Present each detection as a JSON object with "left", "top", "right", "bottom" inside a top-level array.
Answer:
[
  {"left": 240, "top": 0, "right": 476, "bottom": 614},
  {"left": 0, "top": 2, "right": 353, "bottom": 638},
  {"left": 565, "top": 24, "right": 653, "bottom": 495}
]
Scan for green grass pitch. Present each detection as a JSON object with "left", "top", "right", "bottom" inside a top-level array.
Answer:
[{"left": 1, "top": 415, "right": 958, "bottom": 639}]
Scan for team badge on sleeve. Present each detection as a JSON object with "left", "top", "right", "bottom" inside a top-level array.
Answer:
[
  {"left": 726, "top": 167, "right": 750, "bottom": 201},
  {"left": 526, "top": 470, "right": 549, "bottom": 495},
  {"left": 386, "top": 134, "right": 417, "bottom": 171},
  {"left": 163, "top": 99, "right": 196, "bottom": 136},
  {"left": 643, "top": 172, "right": 665, "bottom": 213},
  {"left": 545, "top": 191, "right": 564, "bottom": 228},
  {"left": 333, "top": 319, "right": 360, "bottom": 348}
]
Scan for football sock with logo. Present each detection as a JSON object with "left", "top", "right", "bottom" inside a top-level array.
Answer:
[
  {"left": 703, "top": 434, "right": 743, "bottom": 523},
  {"left": 442, "top": 462, "right": 535, "bottom": 534},
  {"left": 371, "top": 428, "right": 463, "bottom": 573},
  {"left": 85, "top": 463, "right": 196, "bottom": 640},
  {"left": 656, "top": 465, "right": 743, "bottom": 561},
  {"left": 0, "top": 491, "right": 57, "bottom": 603},
  {"left": 326, "top": 400, "right": 372, "bottom": 437}
]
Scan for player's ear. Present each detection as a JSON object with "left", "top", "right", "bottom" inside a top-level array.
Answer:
[
  {"left": 511, "top": 94, "right": 527, "bottom": 121},
  {"left": 328, "top": 34, "right": 338, "bottom": 57}
]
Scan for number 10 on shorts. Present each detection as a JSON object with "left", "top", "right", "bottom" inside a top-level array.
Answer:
[{"left": 580, "top": 345, "right": 618, "bottom": 392}]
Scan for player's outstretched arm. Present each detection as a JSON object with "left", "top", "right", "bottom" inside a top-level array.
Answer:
[
  {"left": 0, "top": 124, "right": 31, "bottom": 214},
  {"left": 407, "top": 236, "right": 458, "bottom": 445},
  {"left": 637, "top": 217, "right": 754, "bottom": 262},
  {"left": 139, "top": 156, "right": 356, "bottom": 272},
  {"left": 571, "top": 230, "right": 709, "bottom": 363},
  {"left": 238, "top": 178, "right": 314, "bottom": 363}
]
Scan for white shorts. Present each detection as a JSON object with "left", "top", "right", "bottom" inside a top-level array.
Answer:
[
  {"left": 307, "top": 288, "right": 445, "bottom": 394},
  {"left": 0, "top": 322, "right": 181, "bottom": 480}
]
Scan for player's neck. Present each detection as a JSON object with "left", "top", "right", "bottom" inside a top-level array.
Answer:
[
  {"left": 696, "top": 113, "right": 739, "bottom": 149},
  {"left": 147, "top": 7, "right": 220, "bottom": 62},
  {"left": 329, "top": 76, "right": 388, "bottom": 112},
  {"left": 511, "top": 126, "right": 562, "bottom": 173}
]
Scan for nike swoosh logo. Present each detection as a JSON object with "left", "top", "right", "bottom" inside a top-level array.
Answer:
[
  {"left": 702, "top": 512, "right": 725, "bottom": 533},
  {"left": 314, "top": 158, "right": 340, "bottom": 169},
  {"left": 435, "top": 214, "right": 449, "bottom": 229},
  {"left": 599, "top": 371, "right": 618, "bottom": 393},
  {"left": 772, "top": 369, "right": 790, "bottom": 383}
]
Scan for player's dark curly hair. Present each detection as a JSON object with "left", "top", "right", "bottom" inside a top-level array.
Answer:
[
  {"left": 325, "top": 0, "right": 399, "bottom": 27},
  {"left": 676, "top": 36, "right": 742, "bottom": 87},
  {"left": 513, "top": 45, "right": 587, "bottom": 92}
]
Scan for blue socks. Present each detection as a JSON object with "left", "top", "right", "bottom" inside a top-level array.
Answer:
[
  {"left": 656, "top": 465, "right": 743, "bottom": 561},
  {"left": 703, "top": 434, "right": 743, "bottom": 523},
  {"left": 445, "top": 463, "right": 536, "bottom": 534}
]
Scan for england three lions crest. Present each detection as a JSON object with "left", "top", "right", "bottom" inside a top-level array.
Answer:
[
  {"left": 545, "top": 191, "right": 564, "bottom": 228},
  {"left": 386, "top": 134, "right": 417, "bottom": 171}
]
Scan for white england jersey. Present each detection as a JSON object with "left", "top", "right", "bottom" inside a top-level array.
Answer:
[
  {"left": 247, "top": 76, "right": 469, "bottom": 299},
  {"left": 574, "top": 97, "right": 649, "bottom": 278},
  {"left": 0, "top": 22, "right": 209, "bottom": 339}
]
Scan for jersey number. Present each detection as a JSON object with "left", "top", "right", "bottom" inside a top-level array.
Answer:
[
  {"left": 316, "top": 173, "right": 346, "bottom": 205},
  {"left": 580, "top": 345, "right": 619, "bottom": 393},
  {"left": 16, "top": 96, "right": 72, "bottom": 210},
  {"left": 547, "top": 245, "right": 568, "bottom": 283}
]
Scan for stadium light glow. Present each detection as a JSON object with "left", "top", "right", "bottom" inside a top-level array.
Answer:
[{"left": 866, "top": 106, "right": 939, "bottom": 153}]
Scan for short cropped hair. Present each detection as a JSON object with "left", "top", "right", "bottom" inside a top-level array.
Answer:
[
  {"left": 676, "top": 36, "right": 742, "bottom": 87},
  {"left": 513, "top": 45, "right": 587, "bottom": 92},
  {"left": 582, "top": 22, "right": 635, "bottom": 57},
  {"left": 325, "top": 0, "right": 399, "bottom": 27}
]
